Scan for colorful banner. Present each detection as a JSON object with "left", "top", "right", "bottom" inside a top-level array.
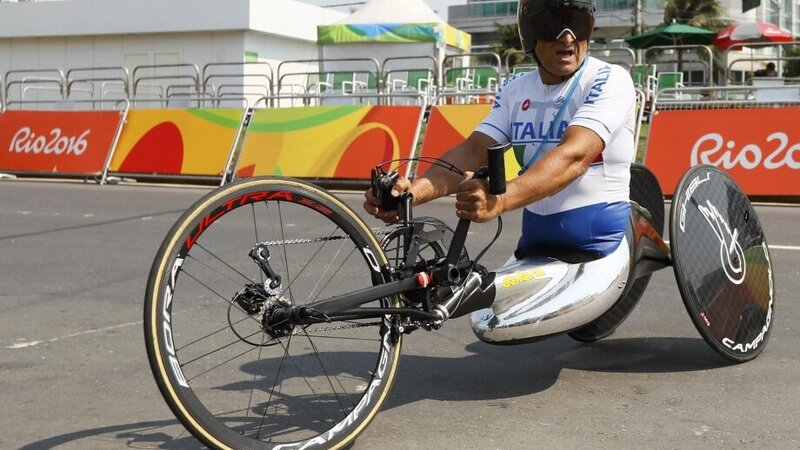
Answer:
[
  {"left": 646, "top": 108, "right": 800, "bottom": 196},
  {"left": 237, "top": 105, "right": 422, "bottom": 180},
  {"left": 317, "top": 23, "right": 471, "bottom": 52},
  {"left": 109, "top": 108, "right": 245, "bottom": 177},
  {"left": 0, "top": 110, "right": 123, "bottom": 175},
  {"left": 416, "top": 104, "right": 521, "bottom": 179}
]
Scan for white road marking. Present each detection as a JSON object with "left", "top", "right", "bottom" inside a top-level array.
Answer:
[
  {"left": 770, "top": 244, "right": 800, "bottom": 251},
  {"left": 6, "top": 320, "right": 142, "bottom": 349}
]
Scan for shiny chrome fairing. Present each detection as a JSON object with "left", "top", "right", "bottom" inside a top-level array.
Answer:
[{"left": 470, "top": 236, "right": 631, "bottom": 344}]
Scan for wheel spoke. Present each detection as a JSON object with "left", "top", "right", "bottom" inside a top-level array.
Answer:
[
  {"left": 309, "top": 246, "right": 358, "bottom": 304},
  {"left": 193, "top": 242, "right": 258, "bottom": 285},
  {"left": 149, "top": 183, "right": 398, "bottom": 447},
  {"left": 301, "top": 327, "right": 355, "bottom": 413},
  {"left": 184, "top": 331, "right": 263, "bottom": 381},
  {"left": 179, "top": 269, "right": 263, "bottom": 328}
]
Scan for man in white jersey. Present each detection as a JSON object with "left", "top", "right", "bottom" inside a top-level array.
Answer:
[{"left": 365, "top": 0, "right": 636, "bottom": 259}]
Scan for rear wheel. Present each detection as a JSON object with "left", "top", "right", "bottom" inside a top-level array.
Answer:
[
  {"left": 144, "top": 177, "right": 402, "bottom": 449},
  {"left": 569, "top": 163, "right": 665, "bottom": 342}
]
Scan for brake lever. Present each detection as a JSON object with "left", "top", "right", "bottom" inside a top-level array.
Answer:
[{"left": 370, "top": 168, "right": 401, "bottom": 212}]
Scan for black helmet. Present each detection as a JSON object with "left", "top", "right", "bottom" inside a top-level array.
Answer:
[{"left": 518, "top": 0, "right": 596, "bottom": 55}]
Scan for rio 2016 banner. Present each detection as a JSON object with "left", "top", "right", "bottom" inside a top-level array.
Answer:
[
  {"left": 646, "top": 108, "right": 800, "bottom": 196},
  {"left": 237, "top": 105, "right": 422, "bottom": 180},
  {"left": 0, "top": 110, "right": 123, "bottom": 175},
  {"left": 416, "top": 105, "right": 522, "bottom": 179},
  {"left": 109, "top": 109, "right": 245, "bottom": 177}
]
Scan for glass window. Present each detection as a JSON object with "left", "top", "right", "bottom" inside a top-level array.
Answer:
[{"left": 467, "top": 0, "right": 517, "bottom": 18}]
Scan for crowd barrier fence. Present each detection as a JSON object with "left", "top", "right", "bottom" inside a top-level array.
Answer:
[
  {"left": 0, "top": 100, "right": 128, "bottom": 180},
  {"left": 107, "top": 104, "right": 250, "bottom": 184},
  {"left": 1, "top": 91, "right": 799, "bottom": 199},
  {"left": 645, "top": 89, "right": 800, "bottom": 196},
  {"left": 414, "top": 93, "right": 521, "bottom": 180},
  {"left": 233, "top": 93, "right": 427, "bottom": 183}
]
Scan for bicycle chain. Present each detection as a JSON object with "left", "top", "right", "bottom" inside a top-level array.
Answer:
[
  {"left": 306, "top": 321, "right": 383, "bottom": 333},
  {"left": 257, "top": 226, "right": 411, "bottom": 335},
  {"left": 258, "top": 228, "right": 394, "bottom": 247}
]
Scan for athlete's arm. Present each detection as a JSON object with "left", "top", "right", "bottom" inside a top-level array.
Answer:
[
  {"left": 455, "top": 125, "right": 603, "bottom": 222},
  {"left": 409, "top": 131, "right": 497, "bottom": 204},
  {"left": 363, "top": 131, "right": 496, "bottom": 222}
]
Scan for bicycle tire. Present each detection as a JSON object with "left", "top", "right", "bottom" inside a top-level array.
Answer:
[
  {"left": 144, "top": 177, "right": 402, "bottom": 449},
  {"left": 568, "top": 163, "right": 665, "bottom": 343}
]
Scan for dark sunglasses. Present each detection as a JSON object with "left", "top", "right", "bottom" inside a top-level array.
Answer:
[{"left": 529, "top": 7, "right": 594, "bottom": 42}]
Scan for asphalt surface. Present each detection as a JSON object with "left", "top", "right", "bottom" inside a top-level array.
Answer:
[{"left": 1, "top": 179, "right": 798, "bottom": 450}]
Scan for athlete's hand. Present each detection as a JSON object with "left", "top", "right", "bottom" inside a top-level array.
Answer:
[
  {"left": 363, "top": 176, "right": 412, "bottom": 223},
  {"left": 455, "top": 172, "right": 504, "bottom": 223}
]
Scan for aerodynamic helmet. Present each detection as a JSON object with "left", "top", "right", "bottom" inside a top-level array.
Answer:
[{"left": 518, "top": 0, "right": 596, "bottom": 55}]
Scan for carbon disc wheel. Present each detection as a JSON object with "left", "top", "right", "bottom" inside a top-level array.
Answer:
[{"left": 670, "top": 165, "right": 774, "bottom": 363}]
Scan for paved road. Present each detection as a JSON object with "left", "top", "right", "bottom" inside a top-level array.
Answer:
[{"left": 1, "top": 179, "right": 798, "bottom": 450}]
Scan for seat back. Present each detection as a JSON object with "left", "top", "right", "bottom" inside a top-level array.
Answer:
[
  {"left": 473, "top": 67, "right": 498, "bottom": 89},
  {"left": 656, "top": 72, "right": 683, "bottom": 91},
  {"left": 332, "top": 72, "right": 355, "bottom": 90},
  {"left": 407, "top": 69, "right": 432, "bottom": 90},
  {"left": 631, "top": 64, "right": 648, "bottom": 89},
  {"left": 512, "top": 64, "right": 537, "bottom": 75}
]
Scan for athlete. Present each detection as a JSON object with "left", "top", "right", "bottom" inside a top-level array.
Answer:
[{"left": 365, "top": 0, "right": 636, "bottom": 259}]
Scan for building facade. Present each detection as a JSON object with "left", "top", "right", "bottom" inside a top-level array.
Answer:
[{"left": 448, "top": 0, "right": 799, "bottom": 51}]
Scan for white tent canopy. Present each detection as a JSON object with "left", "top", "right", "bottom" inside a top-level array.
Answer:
[{"left": 339, "top": 0, "right": 444, "bottom": 24}]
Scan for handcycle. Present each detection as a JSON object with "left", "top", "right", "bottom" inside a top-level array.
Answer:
[{"left": 144, "top": 145, "right": 774, "bottom": 450}]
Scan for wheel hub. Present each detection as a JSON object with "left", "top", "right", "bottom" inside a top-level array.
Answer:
[{"left": 231, "top": 284, "right": 295, "bottom": 343}]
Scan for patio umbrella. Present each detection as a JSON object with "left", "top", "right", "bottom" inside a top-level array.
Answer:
[
  {"left": 714, "top": 22, "right": 793, "bottom": 50},
  {"left": 624, "top": 21, "right": 716, "bottom": 49}
]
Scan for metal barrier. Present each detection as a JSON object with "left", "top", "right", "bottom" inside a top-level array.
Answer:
[
  {"left": 589, "top": 46, "right": 636, "bottom": 71},
  {"left": 133, "top": 75, "right": 202, "bottom": 105},
  {"left": 0, "top": 99, "right": 129, "bottom": 182},
  {"left": 275, "top": 70, "right": 390, "bottom": 107},
  {"left": 652, "top": 85, "right": 800, "bottom": 106},
  {"left": 131, "top": 63, "right": 201, "bottom": 102},
  {"left": 634, "top": 88, "right": 646, "bottom": 162},
  {"left": 104, "top": 97, "right": 251, "bottom": 185},
  {"left": 644, "top": 92, "right": 800, "bottom": 196},
  {"left": 276, "top": 58, "right": 381, "bottom": 97},
  {"left": 723, "top": 40, "right": 800, "bottom": 84},
  {"left": 442, "top": 52, "right": 502, "bottom": 94},
  {"left": 504, "top": 50, "right": 530, "bottom": 78},
  {"left": 643, "top": 45, "right": 713, "bottom": 91},
  {"left": 202, "top": 62, "right": 274, "bottom": 106},
  {"left": 432, "top": 87, "right": 496, "bottom": 106},
  {"left": 65, "top": 66, "right": 130, "bottom": 100},
  {"left": 4, "top": 69, "right": 66, "bottom": 103},
  {"left": 382, "top": 55, "right": 439, "bottom": 103}
]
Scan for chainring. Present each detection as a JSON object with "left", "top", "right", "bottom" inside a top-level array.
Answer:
[{"left": 379, "top": 216, "right": 468, "bottom": 271}]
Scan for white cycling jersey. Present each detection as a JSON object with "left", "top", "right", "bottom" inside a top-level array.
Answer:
[
  {"left": 477, "top": 56, "right": 636, "bottom": 213},
  {"left": 475, "top": 56, "right": 637, "bottom": 255}
]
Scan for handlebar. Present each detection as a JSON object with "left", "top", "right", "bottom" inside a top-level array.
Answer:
[
  {"left": 487, "top": 142, "right": 508, "bottom": 195},
  {"left": 373, "top": 143, "right": 509, "bottom": 284}
]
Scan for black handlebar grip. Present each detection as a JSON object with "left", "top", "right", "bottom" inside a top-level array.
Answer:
[
  {"left": 370, "top": 168, "right": 401, "bottom": 211},
  {"left": 487, "top": 142, "right": 508, "bottom": 195}
]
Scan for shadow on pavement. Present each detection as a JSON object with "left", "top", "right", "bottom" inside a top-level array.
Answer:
[
  {"left": 19, "top": 420, "right": 202, "bottom": 450},
  {"left": 384, "top": 335, "right": 729, "bottom": 408},
  {"left": 21, "top": 337, "right": 728, "bottom": 449}
]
